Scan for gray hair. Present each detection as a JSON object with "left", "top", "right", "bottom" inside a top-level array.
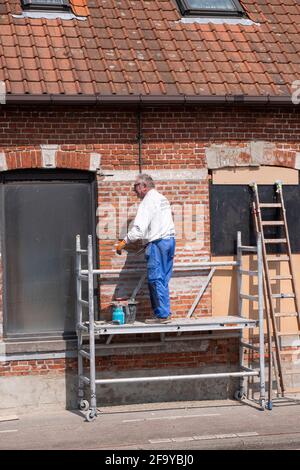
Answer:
[{"left": 136, "top": 173, "right": 155, "bottom": 188}]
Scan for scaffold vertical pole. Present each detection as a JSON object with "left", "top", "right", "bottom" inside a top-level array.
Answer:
[
  {"left": 236, "top": 231, "right": 245, "bottom": 399},
  {"left": 88, "top": 234, "right": 97, "bottom": 420},
  {"left": 76, "top": 235, "right": 84, "bottom": 406},
  {"left": 257, "top": 233, "right": 266, "bottom": 409}
]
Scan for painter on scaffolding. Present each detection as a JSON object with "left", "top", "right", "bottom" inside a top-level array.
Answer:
[{"left": 116, "top": 174, "right": 175, "bottom": 323}]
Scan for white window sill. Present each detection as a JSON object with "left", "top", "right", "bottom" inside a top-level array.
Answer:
[
  {"left": 178, "top": 17, "right": 259, "bottom": 26},
  {"left": 12, "top": 11, "right": 87, "bottom": 21}
]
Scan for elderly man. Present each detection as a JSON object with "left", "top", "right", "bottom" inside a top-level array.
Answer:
[{"left": 116, "top": 174, "right": 175, "bottom": 323}]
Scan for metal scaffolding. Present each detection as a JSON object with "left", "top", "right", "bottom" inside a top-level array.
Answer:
[{"left": 76, "top": 232, "right": 265, "bottom": 421}]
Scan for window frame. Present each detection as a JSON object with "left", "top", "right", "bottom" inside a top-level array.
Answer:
[
  {"left": 21, "top": 0, "right": 71, "bottom": 11},
  {"left": 177, "top": 0, "right": 246, "bottom": 17},
  {"left": 0, "top": 169, "right": 98, "bottom": 341}
]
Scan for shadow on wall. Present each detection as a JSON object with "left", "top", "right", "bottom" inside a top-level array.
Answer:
[{"left": 112, "top": 241, "right": 152, "bottom": 322}]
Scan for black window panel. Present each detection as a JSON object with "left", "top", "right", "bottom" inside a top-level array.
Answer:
[
  {"left": 0, "top": 169, "right": 94, "bottom": 183},
  {"left": 210, "top": 184, "right": 300, "bottom": 256},
  {"left": 1, "top": 171, "right": 96, "bottom": 339},
  {"left": 177, "top": 0, "right": 245, "bottom": 17},
  {"left": 22, "top": 0, "right": 70, "bottom": 11}
]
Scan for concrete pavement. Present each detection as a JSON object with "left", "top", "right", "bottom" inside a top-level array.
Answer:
[{"left": 1, "top": 398, "right": 300, "bottom": 450}]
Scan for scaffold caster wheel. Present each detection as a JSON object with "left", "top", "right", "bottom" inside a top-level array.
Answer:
[
  {"left": 86, "top": 410, "right": 97, "bottom": 422},
  {"left": 234, "top": 390, "right": 245, "bottom": 401},
  {"left": 79, "top": 399, "right": 89, "bottom": 412},
  {"left": 267, "top": 401, "right": 273, "bottom": 411}
]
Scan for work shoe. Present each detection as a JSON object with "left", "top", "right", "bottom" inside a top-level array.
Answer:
[{"left": 145, "top": 317, "right": 171, "bottom": 324}]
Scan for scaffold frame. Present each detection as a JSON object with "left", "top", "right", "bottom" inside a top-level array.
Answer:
[{"left": 76, "top": 232, "right": 265, "bottom": 421}]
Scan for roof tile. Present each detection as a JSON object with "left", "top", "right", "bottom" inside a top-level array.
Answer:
[
  {"left": 1, "top": 0, "right": 300, "bottom": 98},
  {"left": 69, "top": 0, "right": 89, "bottom": 17}
]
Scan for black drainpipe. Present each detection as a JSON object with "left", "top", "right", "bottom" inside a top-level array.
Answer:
[{"left": 137, "top": 108, "right": 143, "bottom": 174}]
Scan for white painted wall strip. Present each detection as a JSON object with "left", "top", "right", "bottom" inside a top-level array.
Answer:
[
  {"left": 40, "top": 144, "right": 58, "bottom": 168},
  {"left": 0, "top": 153, "right": 7, "bottom": 171},
  {"left": 102, "top": 169, "right": 208, "bottom": 182},
  {"left": 90, "top": 153, "right": 101, "bottom": 171}
]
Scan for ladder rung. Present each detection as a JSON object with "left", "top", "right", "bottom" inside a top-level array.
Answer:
[
  {"left": 270, "top": 275, "right": 292, "bottom": 281},
  {"left": 285, "top": 387, "right": 300, "bottom": 394},
  {"left": 240, "top": 269, "right": 258, "bottom": 277},
  {"left": 79, "top": 375, "right": 90, "bottom": 385},
  {"left": 259, "top": 203, "right": 282, "bottom": 208},
  {"left": 77, "top": 249, "right": 88, "bottom": 254},
  {"left": 277, "top": 332, "right": 300, "bottom": 336},
  {"left": 264, "top": 238, "right": 287, "bottom": 244},
  {"left": 76, "top": 324, "right": 89, "bottom": 331},
  {"left": 240, "top": 246, "right": 257, "bottom": 252},
  {"left": 76, "top": 323, "right": 88, "bottom": 331},
  {"left": 261, "top": 221, "right": 284, "bottom": 225},
  {"left": 282, "top": 369, "right": 300, "bottom": 375},
  {"left": 240, "top": 294, "right": 259, "bottom": 301},
  {"left": 280, "top": 349, "right": 300, "bottom": 355},
  {"left": 266, "top": 256, "right": 290, "bottom": 262},
  {"left": 271, "top": 293, "right": 295, "bottom": 299},
  {"left": 240, "top": 341, "right": 260, "bottom": 351},
  {"left": 79, "top": 350, "right": 90, "bottom": 360},
  {"left": 79, "top": 299, "right": 89, "bottom": 308},
  {"left": 274, "top": 312, "right": 298, "bottom": 318}
]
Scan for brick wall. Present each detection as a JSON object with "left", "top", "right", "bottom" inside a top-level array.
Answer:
[
  {"left": 0, "top": 103, "right": 299, "bottom": 379},
  {"left": 0, "top": 337, "right": 239, "bottom": 377},
  {"left": 97, "top": 175, "right": 211, "bottom": 321},
  {"left": 0, "top": 104, "right": 299, "bottom": 169},
  {"left": 0, "top": 358, "right": 77, "bottom": 376}
]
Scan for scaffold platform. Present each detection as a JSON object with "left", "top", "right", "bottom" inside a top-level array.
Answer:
[
  {"left": 79, "top": 316, "right": 258, "bottom": 335},
  {"left": 76, "top": 232, "right": 266, "bottom": 421}
]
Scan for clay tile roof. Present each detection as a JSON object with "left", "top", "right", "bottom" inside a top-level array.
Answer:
[
  {"left": 0, "top": 0, "right": 299, "bottom": 99},
  {"left": 69, "top": 0, "right": 89, "bottom": 17}
]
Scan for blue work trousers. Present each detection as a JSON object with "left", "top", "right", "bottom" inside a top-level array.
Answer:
[{"left": 145, "top": 238, "right": 175, "bottom": 318}]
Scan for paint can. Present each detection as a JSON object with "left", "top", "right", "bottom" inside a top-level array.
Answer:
[
  {"left": 124, "top": 300, "right": 137, "bottom": 324},
  {"left": 114, "top": 298, "right": 137, "bottom": 324},
  {"left": 112, "top": 305, "right": 125, "bottom": 325}
]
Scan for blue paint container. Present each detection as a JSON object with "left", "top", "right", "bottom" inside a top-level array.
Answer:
[{"left": 112, "top": 305, "right": 125, "bottom": 325}]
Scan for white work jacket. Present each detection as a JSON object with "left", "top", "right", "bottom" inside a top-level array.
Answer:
[{"left": 125, "top": 189, "right": 175, "bottom": 244}]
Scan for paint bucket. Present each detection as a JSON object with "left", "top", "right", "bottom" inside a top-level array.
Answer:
[
  {"left": 114, "top": 297, "right": 137, "bottom": 324},
  {"left": 112, "top": 305, "right": 125, "bottom": 325},
  {"left": 124, "top": 300, "right": 137, "bottom": 324}
]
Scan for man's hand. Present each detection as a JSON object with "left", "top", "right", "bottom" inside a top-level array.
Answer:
[{"left": 116, "top": 239, "right": 126, "bottom": 255}]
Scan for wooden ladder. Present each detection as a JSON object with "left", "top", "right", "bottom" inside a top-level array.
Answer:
[{"left": 250, "top": 181, "right": 300, "bottom": 396}]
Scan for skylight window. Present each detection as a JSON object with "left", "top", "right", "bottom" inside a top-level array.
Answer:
[
  {"left": 21, "top": 0, "right": 70, "bottom": 10},
  {"left": 177, "top": 0, "right": 245, "bottom": 17}
]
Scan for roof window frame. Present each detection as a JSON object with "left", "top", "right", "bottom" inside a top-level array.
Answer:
[
  {"left": 177, "top": 0, "right": 246, "bottom": 17},
  {"left": 21, "top": 0, "right": 71, "bottom": 11}
]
